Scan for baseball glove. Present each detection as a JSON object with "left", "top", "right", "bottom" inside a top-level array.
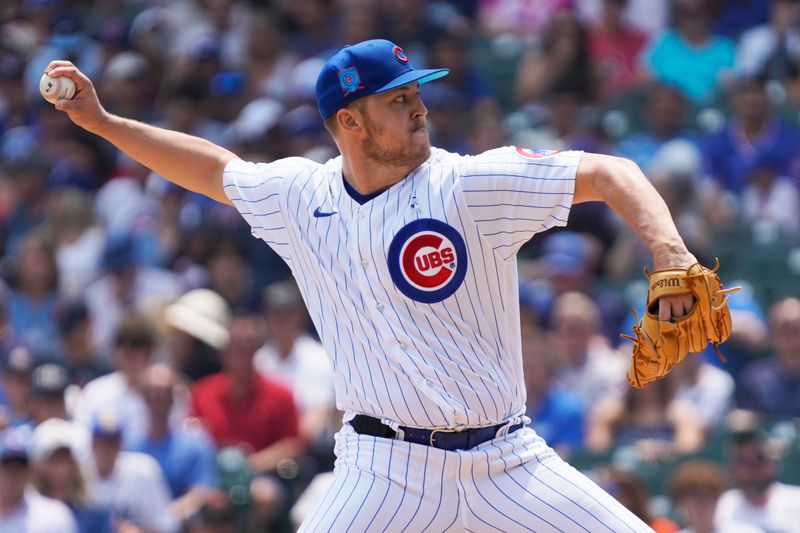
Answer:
[{"left": 622, "top": 259, "right": 740, "bottom": 388}]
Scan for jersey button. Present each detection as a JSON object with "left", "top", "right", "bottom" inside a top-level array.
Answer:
[
  {"left": 376, "top": 303, "right": 384, "bottom": 311},
  {"left": 399, "top": 342, "right": 408, "bottom": 351},
  {"left": 361, "top": 260, "right": 369, "bottom": 267}
]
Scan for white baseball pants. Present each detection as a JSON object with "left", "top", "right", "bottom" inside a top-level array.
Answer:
[{"left": 298, "top": 424, "right": 654, "bottom": 532}]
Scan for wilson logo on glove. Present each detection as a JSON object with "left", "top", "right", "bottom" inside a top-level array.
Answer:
[{"left": 621, "top": 259, "right": 740, "bottom": 388}]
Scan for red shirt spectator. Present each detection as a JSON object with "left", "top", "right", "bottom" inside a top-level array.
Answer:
[
  {"left": 191, "top": 371, "right": 298, "bottom": 452},
  {"left": 588, "top": 0, "right": 648, "bottom": 101},
  {"left": 190, "top": 314, "right": 303, "bottom": 532},
  {"left": 188, "top": 314, "right": 303, "bottom": 476}
]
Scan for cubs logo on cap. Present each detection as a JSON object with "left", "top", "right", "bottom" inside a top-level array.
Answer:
[
  {"left": 388, "top": 219, "right": 468, "bottom": 303},
  {"left": 316, "top": 39, "right": 449, "bottom": 119},
  {"left": 392, "top": 46, "right": 409, "bottom": 63}
]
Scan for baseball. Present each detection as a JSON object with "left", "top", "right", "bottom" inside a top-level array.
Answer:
[{"left": 39, "top": 73, "right": 76, "bottom": 104}]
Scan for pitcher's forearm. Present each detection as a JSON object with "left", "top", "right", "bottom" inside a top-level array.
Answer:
[
  {"left": 91, "top": 114, "right": 237, "bottom": 205},
  {"left": 574, "top": 154, "right": 693, "bottom": 270}
]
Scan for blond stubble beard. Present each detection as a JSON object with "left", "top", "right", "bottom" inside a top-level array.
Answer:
[{"left": 360, "top": 112, "right": 431, "bottom": 170}]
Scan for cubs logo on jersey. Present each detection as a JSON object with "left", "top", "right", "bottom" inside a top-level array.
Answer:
[
  {"left": 515, "top": 147, "right": 560, "bottom": 159},
  {"left": 387, "top": 219, "right": 468, "bottom": 303}
]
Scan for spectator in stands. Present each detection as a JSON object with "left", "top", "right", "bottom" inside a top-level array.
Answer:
[
  {"left": 29, "top": 363, "right": 70, "bottom": 426},
  {"left": 670, "top": 355, "right": 735, "bottom": 431},
  {"left": 576, "top": 0, "right": 669, "bottom": 37},
  {"left": 642, "top": 0, "right": 735, "bottom": 102},
  {"left": 614, "top": 84, "right": 692, "bottom": 172},
  {"left": 255, "top": 280, "right": 336, "bottom": 446},
  {"left": 712, "top": 0, "right": 770, "bottom": 40},
  {"left": 608, "top": 140, "right": 711, "bottom": 282},
  {"left": 1, "top": 132, "right": 50, "bottom": 259},
  {"left": 702, "top": 76, "right": 800, "bottom": 195},
  {"left": 429, "top": 30, "right": 493, "bottom": 110},
  {"left": 587, "top": 374, "right": 705, "bottom": 458},
  {"left": 191, "top": 502, "right": 238, "bottom": 533},
  {"left": 0, "top": 55, "right": 27, "bottom": 134},
  {"left": 83, "top": 411, "right": 178, "bottom": 532},
  {"left": 84, "top": 232, "right": 180, "bottom": 355},
  {"left": 737, "top": 0, "right": 800, "bottom": 81},
  {"left": 514, "top": 83, "right": 607, "bottom": 154},
  {"left": 158, "top": 77, "right": 227, "bottom": 146},
  {"left": 737, "top": 297, "right": 800, "bottom": 417},
  {"left": 164, "top": 288, "right": 228, "bottom": 382},
  {"left": 716, "top": 430, "right": 800, "bottom": 530},
  {"left": 31, "top": 418, "right": 113, "bottom": 533},
  {"left": 587, "top": 0, "right": 649, "bottom": 102},
  {"left": 421, "top": 83, "right": 469, "bottom": 154},
  {"left": 0, "top": 426, "right": 78, "bottom": 533},
  {"left": 479, "top": 0, "right": 572, "bottom": 38},
  {"left": 0, "top": 346, "right": 35, "bottom": 429},
  {"left": 207, "top": 241, "right": 260, "bottom": 313},
  {"left": 466, "top": 101, "right": 508, "bottom": 155},
  {"left": 596, "top": 466, "right": 680, "bottom": 532},
  {"left": 515, "top": 9, "right": 594, "bottom": 105},
  {"left": 54, "top": 299, "right": 111, "bottom": 388},
  {"left": 522, "top": 325, "right": 586, "bottom": 456},
  {"left": 8, "top": 231, "right": 60, "bottom": 358},
  {"left": 521, "top": 231, "right": 626, "bottom": 336},
  {"left": 668, "top": 459, "right": 761, "bottom": 533},
  {"left": 191, "top": 314, "right": 302, "bottom": 528},
  {"left": 740, "top": 149, "right": 800, "bottom": 236},
  {"left": 134, "top": 364, "right": 218, "bottom": 523},
  {"left": 75, "top": 312, "right": 185, "bottom": 446},
  {"left": 551, "top": 291, "right": 628, "bottom": 405},
  {"left": 44, "top": 188, "right": 104, "bottom": 300},
  {"left": 243, "top": 10, "right": 299, "bottom": 103},
  {"left": 0, "top": 293, "right": 11, "bottom": 359},
  {"left": 99, "top": 52, "right": 156, "bottom": 123}
]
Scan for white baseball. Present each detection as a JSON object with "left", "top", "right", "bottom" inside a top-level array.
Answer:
[{"left": 39, "top": 73, "right": 76, "bottom": 104}]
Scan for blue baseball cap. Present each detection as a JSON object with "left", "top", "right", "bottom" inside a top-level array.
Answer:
[
  {"left": 316, "top": 39, "right": 449, "bottom": 120},
  {"left": 0, "top": 426, "right": 32, "bottom": 463}
]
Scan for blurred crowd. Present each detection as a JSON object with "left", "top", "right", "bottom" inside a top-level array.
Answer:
[{"left": 1, "top": 0, "right": 800, "bottom": 531}]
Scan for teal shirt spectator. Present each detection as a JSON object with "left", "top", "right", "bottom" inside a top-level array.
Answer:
[{"left": 643, "top": 29, "right": 735, "bottom": 102}]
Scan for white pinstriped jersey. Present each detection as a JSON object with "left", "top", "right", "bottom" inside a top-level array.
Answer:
[{"left": 224, "top": 146, "right": 580, "bottom": 430}]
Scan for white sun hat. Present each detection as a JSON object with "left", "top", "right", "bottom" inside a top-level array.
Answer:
[
  {"left": 32, "top": 418, "right": 77, "bottom": 461},
  {"left": 164, "top": 289, "right": 231, "bottom": 350}
]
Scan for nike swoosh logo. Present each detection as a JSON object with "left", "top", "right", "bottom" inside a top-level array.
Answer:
[{"left": 313, "top": 207, "right": 338, "bottom": 218}]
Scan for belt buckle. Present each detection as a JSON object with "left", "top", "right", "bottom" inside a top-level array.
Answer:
[{"left": 429, "top": 428, "right": 457, "bottom": 447}]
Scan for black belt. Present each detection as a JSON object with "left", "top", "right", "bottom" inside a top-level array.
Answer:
[{"left": 349, "top": 414, "right": 524, "bottom": 451}]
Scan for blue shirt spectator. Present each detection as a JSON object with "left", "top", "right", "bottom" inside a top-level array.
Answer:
[
  {"left": 137, "top": 364, "right": 219, "bottom": 523},
  {"left": 527, "top": 385, "right": 586, "bottom": 452},
  {"left": 701, "top": 77, "right": 800, "bottom": 194},
  {"left": 8, "top": 292, "right": 59, "bottom": 359},
  {"left": 736, "top": 297, "right": 800, "bottom": 418},
  {"left": 522, "top": 325, "right": 589, "bottom": 456},
  {"left": 71, "top": 504, "right": 114, "bottom": 533},
  {"left": 133, "top": 428, "right": 218, "bottom": 499},
  {"left": 713, "top": 0, "right": 770, "bottom": 40},
  {"left": 614, "top": 84, "right": 694, "bottom": 173}
]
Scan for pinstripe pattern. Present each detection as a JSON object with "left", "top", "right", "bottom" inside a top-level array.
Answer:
[
  {"left": 222, "top": 146, "right": 652, "bottom": 531},
  {"left": 223, "top": 147, "right": 578, "bottom": 430},
  {"left": 298, "top": 425, "right": 653, "bottom": 532}
]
